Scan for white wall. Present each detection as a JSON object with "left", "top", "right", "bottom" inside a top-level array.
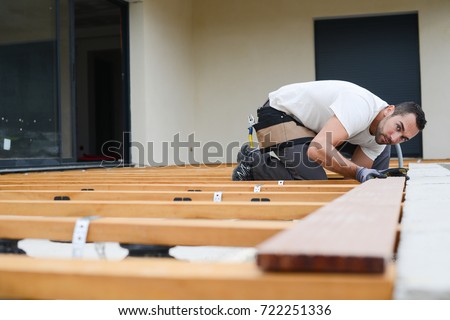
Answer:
[
  {"left": 129, "top": 0, "right": 195, "bottom": 166},
  {"left": 192, "top": 0, "right": 316, "bottom": 163},
  {"left": 418, "top": 1, "right": 450, "bottom": 159},
  {"left": 129, "top": 0, "right": 450, "bottom": 165}
]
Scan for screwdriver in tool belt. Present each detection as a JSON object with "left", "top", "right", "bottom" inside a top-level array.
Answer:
[{"left": 248, "top": 114, "right": 255, "bottom": 148}]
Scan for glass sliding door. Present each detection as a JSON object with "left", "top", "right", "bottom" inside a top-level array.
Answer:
[
  {"left": 60, "top": 0, "right": 75, "bottom": 163},
  {"left": 0, "top": 0, "right": 61, "bottom": 167},
  {"left": 73, "top": 0, "right": 128, "bottom": 165},
  {"left": 0, "top": 0, "right": 130, "bottom": 170}
]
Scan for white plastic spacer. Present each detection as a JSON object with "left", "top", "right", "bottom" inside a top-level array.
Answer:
[
  {"left": 254, "top": 185, "right": 261, "bottom": 193},
  {"left": 213, "top": 191, "right": 223, "bottom": 202},
  {"left": 72, "top": 216, "right": 99, "bottom": 258}
]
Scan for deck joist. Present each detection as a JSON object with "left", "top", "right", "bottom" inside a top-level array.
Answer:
[{"left": 0, "top": 164, "right": 406, "bottom": 299}]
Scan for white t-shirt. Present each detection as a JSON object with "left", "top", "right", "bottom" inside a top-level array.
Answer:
[{"left": 268, "top": 80, "right": 388, "bottom": 160}]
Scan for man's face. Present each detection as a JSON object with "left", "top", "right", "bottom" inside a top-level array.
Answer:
[{"left": 375, "top": 113, "right": 420, "bottom": 145}]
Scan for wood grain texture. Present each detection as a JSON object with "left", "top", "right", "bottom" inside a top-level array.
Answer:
[
  {"left": 0, "top": 216, "right": 290, "bottom": 247},
  {"left": 0, "top": 165, "right": 404, "bottom": 299},
  {"left": 0, "top": 183, "right": 354, "bottom": 192},
  {"left": 257, "top": 177, "right": 405, "bottom": 273},
  {"left": 0, "top": 255, "right": 394, "bottom": 299},
  {"left": 0, "top": 190, "right": 343, "bottom": 202},
  {"left": 0, "top": 199, "right": 324, "bottom": 220},
  {"left": 0, "top": 168, "right": 350, "bottom": 182}
]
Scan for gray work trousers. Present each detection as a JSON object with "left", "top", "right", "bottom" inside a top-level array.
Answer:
[{"left": 251, "top": 142, "right": 391, "bottom": 180}]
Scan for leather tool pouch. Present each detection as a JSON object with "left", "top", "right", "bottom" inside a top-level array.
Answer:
[{"left": 253, "top": 107, "right": 316, "bottom": 153}]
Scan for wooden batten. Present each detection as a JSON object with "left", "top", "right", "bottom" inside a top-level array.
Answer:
[
  {"left": 0, "top": 255, "right": 394, "bottom": 300},
  {"left": 257, "top": 177, "right": 405, "bottom": 273},
  {"left": 0, "top": 200, "right": 324, "bottom": 220},
  {"left": 0, "top": 216, "right": 290, "bottom": 247},
  {"left": 0, "top": 190, "right": 344, "bottom": 202},
  {"left": 0, "top": 164, "right": 405, "bottom": 299}
]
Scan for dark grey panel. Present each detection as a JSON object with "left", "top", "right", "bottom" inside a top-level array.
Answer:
[{"left": 315, "top": 14, "right": 422, "bottom": 157}]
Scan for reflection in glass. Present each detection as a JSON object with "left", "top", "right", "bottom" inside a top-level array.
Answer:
[{"left": 0, "top": 0, "right": 59, "bottom": 160}]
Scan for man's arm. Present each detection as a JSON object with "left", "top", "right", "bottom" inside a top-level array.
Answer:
[{"left": 307, "top": 116, "right": 361, "bottom": 179}]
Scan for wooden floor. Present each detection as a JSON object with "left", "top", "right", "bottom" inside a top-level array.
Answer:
[{"left": 0, "top": 162, "right": 410, "bottom": 299}]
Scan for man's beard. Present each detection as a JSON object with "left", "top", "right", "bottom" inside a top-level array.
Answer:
[
  {"left": 374, "top": 117, "right": 391, "bottom": 145},
  {"left": 374, "top": 125, "right": 388, "bottom": 145}
]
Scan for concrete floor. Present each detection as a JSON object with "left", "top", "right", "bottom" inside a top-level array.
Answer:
[{"left": 394, "top": 163, "right": 450, "bottom": 299}]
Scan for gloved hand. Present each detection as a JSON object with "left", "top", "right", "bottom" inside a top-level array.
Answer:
[
  {"left": 379, "top": 168, "right": 408, "bottom": 177},
  {"left": 355, "top": 167, "right": 387, "bottom": 183},
  {"left": 379, "top": 167, "right": 410, "bottom": 180}
]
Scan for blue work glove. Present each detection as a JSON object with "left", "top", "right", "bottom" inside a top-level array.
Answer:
[{"left": 355, "top": 167, "right": 388, "bottom": 183}]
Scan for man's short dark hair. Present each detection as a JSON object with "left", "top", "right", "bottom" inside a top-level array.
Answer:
[{"left": 393, "top": 101, "right": 427, "bottom": 130}]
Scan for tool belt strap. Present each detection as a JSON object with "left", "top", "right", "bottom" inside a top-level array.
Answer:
[{"left": 255, "top": 120, "right": 316, "bottom": 153}]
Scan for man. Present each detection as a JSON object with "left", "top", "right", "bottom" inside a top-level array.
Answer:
[{"left": 232, "top": 80, "right": 427, "bottom": 182}]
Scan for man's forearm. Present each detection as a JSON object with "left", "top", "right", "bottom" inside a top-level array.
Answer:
[{"left": 308, "top": 141, "right": 359, "bottom": 179}]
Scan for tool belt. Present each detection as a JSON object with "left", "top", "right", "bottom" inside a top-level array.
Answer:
[{"left": 253, "top": 105, "right": 316, "bottom": 153}]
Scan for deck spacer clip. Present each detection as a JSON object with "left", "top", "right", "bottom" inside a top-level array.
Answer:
[
  {"left": 72, "top": 216, "right": 100, "bottom": 258},
  {"left": 213, "top": 191, "right": 223, "bottom": 202},
  {"left": 253, "top": 185, "right": 262, "bottom": 193}
]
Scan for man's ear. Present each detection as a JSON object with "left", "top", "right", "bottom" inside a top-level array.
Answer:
[{"left": 383, "top": 105, "right": 395, "bottom": 117}]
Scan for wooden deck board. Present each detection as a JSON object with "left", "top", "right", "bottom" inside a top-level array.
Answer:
[
  {"left": 0, "top": 216, "right": 290, "bottom": 247},
  {"left": 0, "top": 164, "right": 404, "bottom": 299},
  {"left": 0, "top": 183, "right": 354, "bottom": 192},
  {"left": 0, "top": 255, "right": 394, "bottom": 299},
  {"left": 257, "top": 177, "right": 405, "bottom": 273},
  {"left": 0, "top": 199, "right": 324, "bottom": 220},
  {"left": 0, "top": 190, "right": 343, "bottom": 202}
]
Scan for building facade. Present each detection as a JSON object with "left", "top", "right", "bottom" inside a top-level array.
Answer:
[{"left": 1, "top": 0, "right": 449, "bottom": 169}]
